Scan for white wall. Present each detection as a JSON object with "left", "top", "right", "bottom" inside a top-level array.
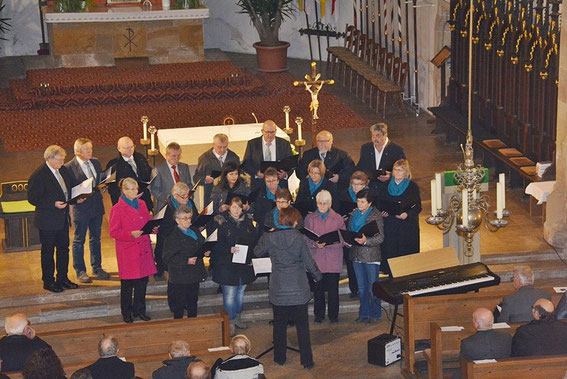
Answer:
[{"left": 0, "top": 0, "right": 42, "bottom": 56}]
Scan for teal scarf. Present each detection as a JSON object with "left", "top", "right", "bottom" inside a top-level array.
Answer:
[
  {"left": 316, "top": 209, "right": 330, "bottom": 220},
  {"left": 170, "top": 196, "right": 180, "bottom": 209},
  {"left": 266, "top": 185, "right": 280, "bottom": 201},
  {"left": 348, "top": 187, "right": 358, "bottom": 202},
  {"left": 178, "top": 226, "right": 198, "bottom": 240},
  {"left": 350, "top": 206, "right": 373, "bottom": 232},
  {"left": 308, "top": 177, "right": 323, "bottom": 195},
  {"left": 121, "top": 195, "right": 139, "bottom": 210},
  {"left": 388, "top": 178, "right": 410, "bottom": 197}
]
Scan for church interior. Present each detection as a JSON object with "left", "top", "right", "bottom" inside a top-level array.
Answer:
[{"left": 0, "top": 0, "right": 566, "bottom": 377}]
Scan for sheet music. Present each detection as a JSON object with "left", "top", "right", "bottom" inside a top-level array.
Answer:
[
  {"left": 153, "top": 205, "right": 167, "bottom": 220},
  {"left": 232, "top": 244, "right": 248, "bottom": 264},
  {"left": 473, "top": 359, "right": 497, "bottom": 364},
  {"left": 201, "top": 228, "right": 218, "bottom": 242},
  {"left": 70, "top": 177, "right": 93, "bottom": 200},
  {"left": 252, "top": 257, "right": 272, "bottom": 275},
  {"left": 554, "top": 287, "right": 567, "bottom": 293},
  {"left": 440, "top": 326, "right": 464, "bottom": 332},
  {"left": 208, "top": 346, "right": 230, "bottom": 352},
  {"left": 99, "top": 166, "right": 114, "bottom": 184},
  {"left": 492, "top": 322, "right": 510, "bottom": 329}
]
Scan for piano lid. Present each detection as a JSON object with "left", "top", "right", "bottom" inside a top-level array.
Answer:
[{"left": 389, "top": 247, "right": 460, "bottom": 278}]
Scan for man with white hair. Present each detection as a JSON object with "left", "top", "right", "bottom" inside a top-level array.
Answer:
[
  {"left": 83, "top": 336, "right": 134, "bottom": 379},
  {"left": 496, "top": 265, "right": 551, "bottom": 323},
  {"left": 152, "top": 340, "right": 197, "bottom": 379},
  {"left": 460, "top": 308, "right": 512, "bottom": 360},
  {"left": 0, "top": 313, "right": 52, "bottom": 372}
]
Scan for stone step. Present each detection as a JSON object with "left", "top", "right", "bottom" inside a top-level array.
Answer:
[
  {"left": 488, "top": 259, "right": 567, "bottom": 282},
  {"left": 482, "top": 249, "right": 558, "bottom": 265}
]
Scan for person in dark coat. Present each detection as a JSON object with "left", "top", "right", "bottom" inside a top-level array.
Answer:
[
  {"left": 154, "top": 182, "right": 198, "bottom": 279},
  {"left": 253, "top": 167, "right": 287, "bottom": 233},
  {"left": 295, "top": 160, "right": 338, "bottom": 217},
  {"left": 210, "top": 161, "right": 252, "bottom": 215},
  {"left": 254, "top": 207, "right": 322, "bottom": 369},
  {"left": 296, "top": 130, "right": 355, "bottom": 191},
  {"left": 65, "top": 138, "right": 109, "bottom": 283},
  {"left": 347, "top": 189, "right": 384, "bottom": 323},
  {"left": 211, "top": 197, "right": 258, "bottom": 334},
  {"left": 152, "top": 340, "right": 197, "bottom": 379},
  {"left": 460, "top": 308, "right": 512, "bottom": 360},
  {"left": 512, "top": 298, "right": 567, "bottom": 357},
  {"left": 212, "top": 335, "right": 264, "bottom": 379},
  {"left": 264, "top": 189, "right": 304, "bottom": 231},
  {"left": 193, "top": 133, "right": 241, "bottom": 207},
  {"left": 83, "top": 336, "right": 135, "bottom": 379},
  {"left": 21, "top": 348, "right": 65, "bottom": 379},
  {"left": 356, "top": 123, "right": 405, "bottom": 192},
  {"left": 106, "top": 136, "right": 153, "bottom": 212},
  {"left": 378, "top": 159, "right": 421, "bottom": 275},
  {"left": 163, "top": 205, "right": 209, "bottom": 319},
  {"left": 28, "top": 145, "right": 79, "bottom": 293},
  {"left": 0, "top": 313, "right": 52, "bottom": 373}
]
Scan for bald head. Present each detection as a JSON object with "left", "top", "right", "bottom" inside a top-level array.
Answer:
[
  {"left": 98, "top": 336, "right": 119, "bottom": 358},
  {"left": 472, "top": 308, "right": 494, "bottom": 330},
  {"left": 117, "top": 136, "right": 135, "bottom": 158},
  {"left": 533, "top": 298, "right": 554, "bottom": 321},
  {"left": 316, "top": 130, "right": 333, "bottom": 153},
  {"left": 186, "top": 360, "right": 210, "bottom": 379},
  {"left": 5, "top": 313, "right": 29, "bottom": 335},
  {"left": 261, "top": 120, "right": 277, "bottom": 143}
]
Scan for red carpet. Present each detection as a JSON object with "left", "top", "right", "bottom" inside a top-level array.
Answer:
[{"left": 0, "top": 61, "right": 368, "bottom": 152}]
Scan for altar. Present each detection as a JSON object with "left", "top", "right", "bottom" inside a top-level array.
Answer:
[{"left": 43, "top": 6, "right": 209, "bottom": 67}]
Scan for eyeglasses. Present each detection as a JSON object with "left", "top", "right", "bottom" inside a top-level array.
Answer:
[
  {"left": 176, "top": 194, "right": 190, "bottom": 199},
  {"left": 265, "top": 178, "right": 278, "bottom": 183},
  {"left": 316, "top": 139, "right": 331, "bottom": 143},
  {"left": 176, "top": 216, "right": 192, "bottom": 221},
  {"left": 262, "top": 130, "right": 276, "bottom": 134},
  {"left": 276, "top": 200, "right": 289, "bottom": 204}
]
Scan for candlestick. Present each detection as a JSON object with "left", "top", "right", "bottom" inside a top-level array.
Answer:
[
  {"left": 462, "top": 188, "right": 468, "bottom": 227},
  {"left": 295, "top": 116, "right": 303, "bottom": 141},
  {"left": 431, "top": 179, "right": 437, "bottom": 216},
  {"left": 284, "top": 106, "right": 290, "bottom": 129},
  {"left": 499, "top": 173, "right": 506, "bottom": 209},
  {"left": 435, "top": 172, "right": 442, "bottom": 211},
  {"left": 140, "top": 116, "right": 150, "bottom": 145},
  {"left": 148, "top": 125, "right": 157, "bottom": 151}
]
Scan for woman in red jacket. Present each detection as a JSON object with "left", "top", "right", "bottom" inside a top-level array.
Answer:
[{"left": 109, "top": 178, "right": 157, "bottom": 323}]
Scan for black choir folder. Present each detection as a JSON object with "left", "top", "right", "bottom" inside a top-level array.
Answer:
[
  {"left": 260, "top": 155, "right": 299, "bottom": 172},
  {"left": 301, "top": 228, "right": 341, "bottom": 245},
  {"left": 339, "top": 221, "right": 380, "bottom": 246}
]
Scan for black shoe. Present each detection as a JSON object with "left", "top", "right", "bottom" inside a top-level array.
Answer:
[
  {"left": 123, "top": 314, "right": 133, "bottom": 323},
  {"left": 349, "top": 291, "right": 358, "bottom": 299},
  {"left": 330, "top": 318, "right": 339, "bottom": 324},
  {"left": 314, "top": 317, "right": 323, "bottom": 324},
  {"left": 57, "top": 279, "right": 79, "bottom": 289},
  {"left": 43, "top": 283, "right": 63, "bottom": 293},
  {"left": 134, "top": 313, "right": 151, "bottom": 321},
  {"left": 303, "top": 363, "right": 314, "bottom": 369}
]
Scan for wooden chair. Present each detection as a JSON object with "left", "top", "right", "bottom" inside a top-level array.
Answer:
[{"left": 327, "top": 25, "right": 355, "bottom": 79}]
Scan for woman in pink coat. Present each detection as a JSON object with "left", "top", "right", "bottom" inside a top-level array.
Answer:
[
  {"left": 109, "top": 177, "right": 157, "bottom": 323},
  {"left": 304, "top": 190, "right": 346, "bottom": 323}
]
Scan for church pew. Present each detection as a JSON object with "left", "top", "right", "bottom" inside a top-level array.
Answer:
[
  {"left": 461, "top": 354, "right": 567, "bottom": 378},
  {"left": 401, "top": 289, "right": 560, "bottom": 376}
]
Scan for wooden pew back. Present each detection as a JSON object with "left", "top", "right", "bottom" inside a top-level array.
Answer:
[{"left": 462, "top": 354, "right": 567, "bottom": 378}]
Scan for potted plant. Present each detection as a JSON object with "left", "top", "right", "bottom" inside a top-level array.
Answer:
[{"left": 236, "top": 0, "right": 294, "bottom": 72}]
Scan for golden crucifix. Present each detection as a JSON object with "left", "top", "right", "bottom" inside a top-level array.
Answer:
[{"left": 293, "top": 62, "right": 334, "bottom": 145}]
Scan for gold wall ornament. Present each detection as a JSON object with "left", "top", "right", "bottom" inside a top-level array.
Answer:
[
  {"left": 540, "top": 71, "right": 548, "bottom": 80},
  {"left": 511, "top": 56, "right": 518, "bottom": 64},
  {"left": 524, "top": 63, "right": 533, "bottom": 72},
  {"left": 222, "top": 115, "right": 236, "bottom": 125},
  {"left": 496, "top": 49, "right": 504, "bottom": 57}
]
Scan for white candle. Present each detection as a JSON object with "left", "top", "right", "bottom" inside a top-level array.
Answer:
[
  {"left": 435, "top": 172, "right": 442, "bottom": 211},
  {"left": 143, "top": 123, "right": 148, "bottom": 140},
  {"left": 462, "top": 188, "right": 468, "bottom": 227},
  {"left": 472, "top": 189, "right": 477, "bottom": 200},
  {"left": 298, "top": 122, "right": 302, "bottom": 141},
  {"left": 499, "top": 173, "right": 506, "bottom": 209},
  {"left": 431, "top": 179, "right": 437, "bottom": 216},
  {"left": 285, "top": 111, "right": 290, "bottom": 130},
  {"left": 150, "top": 131, "right": 155, "bottom": 151},
  {"left": 496, "top": 182, "right": 503, "bottom": 219}
]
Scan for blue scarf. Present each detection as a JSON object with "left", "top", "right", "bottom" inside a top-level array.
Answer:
[
  {"left": 178, "top": 226, "right": 198, "bottom": 240},
  {"left": 316, "top": 209, "right": 330, "bottom": 220},
  {"left": 170, "top": 196, "right": 180, "bottom": 209},
  {"left": 308, "top": 177, "right": 323, "bottom": 195},
  {"left": 350, "top": 206, "right": 373, "bottom": 232},
  {"left": 266, "top": 185, "right": 280, "bottom": 201},
  {"left": 388, "top": 178, "right": 410, "bottom": 197},
  {"left": 273, "top": 208, "right": 280, "bottom": 228},
  {"left": 121, "top": 195, "right": 139, "bottom": 210},
  {"left": 348, "top": 187, "right": 358, "bottom": 202},
  {"left": 276, "top": 224, "right": 292, "bottom": 230}
]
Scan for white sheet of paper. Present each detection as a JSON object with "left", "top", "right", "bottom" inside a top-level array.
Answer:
[
  {"left": 232, "top": 244, "right": 248, "bottom": 264},
  {"left": 208, "top": 346, "right": 230, "bottom": 352},
  {"left": 252, "top": 257, "right": 272, "bottom": 275},
  {"left": 70, "top": 177, "right": 94, "bottom": 199},
  {"left": 440, "top": 326, "right": 464, "bottom": 332},
  {"left": 492, "top": 322, "right": 510, "bottom": 329},
  {"left": 554, "top": 287, "right": 567, "bottom": 293},
  {"left": 153, "top": 205, "right": 167, "bottom": 220},
  {"left": 496, "top": 304, "right": 502, "bottom": 312},
  {"left": 473, "top": 359, "right": 497, "bottom": 364}
]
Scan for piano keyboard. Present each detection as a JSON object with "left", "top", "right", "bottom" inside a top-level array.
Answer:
[{"left": 402, "top": 274, "right": 496, "bottom": 297}]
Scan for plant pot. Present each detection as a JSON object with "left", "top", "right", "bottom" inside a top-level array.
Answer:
[{"left": 253, "top": 41, "right": 290, "bottom": 73}]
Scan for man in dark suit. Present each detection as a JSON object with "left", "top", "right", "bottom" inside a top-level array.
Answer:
[
  {"left": 0, "top": 313, "right": 52, "bottom": 372},
  {"left": 83, "top": 336, "right": 135, "bottom": 379},
  {"left": 296, "top": 130, "right": 355, "bottom": 191},
  {"left": 496, "top": 265, "right": 551, "bottom": 323},
  {"left": 151, "top": 142, "right": 193, "bottom": 212},
  {"left": 460, "top": 307, "right": 512, "bottom": 360},
  {"left": 28, "top": 145, "right": 79, "bottom": 293},
  {"left": 193, "top": 133, "right": 240, "bottom": 207},
  {"left": 512, "top": 298, "right": 567, "bottom": 357},
  {"left": 65, "top": 138, "right": 109, "bottom": 284},
  {"left": 242, "top": 120, "right": 293, "bottom": 184},
  {"left": 106, "top": 136, "right": 153, "bottom": 212},
  {"left": 356, "top": 123, "right": 405, "bottom": 191}
]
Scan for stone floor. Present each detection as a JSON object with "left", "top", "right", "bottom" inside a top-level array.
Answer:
[{"left": 0, "top": 50, "right": 559, "bottom": 378}]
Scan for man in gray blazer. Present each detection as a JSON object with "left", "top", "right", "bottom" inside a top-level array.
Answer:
[
  {"left": 496, "top": 265, "right": 551, "bottom": 323},
  {"left": 65, "top": 138, "right": 109, "bottom": 283},
  {"left": 151, "top": 142, "right": 192, "bottom": 212},
  {"left": 460, "top": 307, "right": 512, "bottom": 360},
  {"left": 193, "top": 133, "right": 240, "bottom": 206}
]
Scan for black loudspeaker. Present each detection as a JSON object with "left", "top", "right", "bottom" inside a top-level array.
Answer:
[{"left": 368, "top": 333, "right": 402, "bottom": 367}]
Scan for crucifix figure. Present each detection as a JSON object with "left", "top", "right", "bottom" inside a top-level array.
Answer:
[{"left": 293, "top": 62, "right": 334, "bottom": 145}]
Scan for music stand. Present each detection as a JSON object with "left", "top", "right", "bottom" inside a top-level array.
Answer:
[{"left": 431, "top": 46, "right": 452, "bottom": 103}]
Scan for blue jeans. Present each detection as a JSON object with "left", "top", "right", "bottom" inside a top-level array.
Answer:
[
  {"left": 353, "top": 262, "right": 381, "bottom": 320},
  {"left": 72, "top": 215, "right": 103, "bottom": 274},
  {"left": 221, "top": 284, "right": 247, "bottom": 320}
]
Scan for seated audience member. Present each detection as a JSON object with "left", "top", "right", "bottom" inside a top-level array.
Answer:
[
  {"left": 0, "top": 357, "right": 9, "bottom": 379},
  {"left": 496, "top": 265, "right": 551, "bottom": 323},
  {"left": 22, "top": 348, "right": 65, "bottom": 379},
  {"left": 70, "top": 368, "right": 93, "bottom": 379},
  {"left": 555, "top": 291, "right": 567, "bottom": 320},
  {"left": 83, "top": 336, "right": 135, "bottom": 379},
  {"left": 0, "top": 313, "right": 52, "bottom": 372},
  {"left": 186, "top": 361, "right": 210, "bottom": 379},
  {"left": 512, "top": 298, "right": 567, "bottom": 357},
  {"left": 152, "top": 340, "right": 197, "bottom": 379},
  {"left": 213, "top": 335, "right": 264, "bottom": 379},
  {"left": 460, "top": 308, "right": 512, "bottom": 360}
]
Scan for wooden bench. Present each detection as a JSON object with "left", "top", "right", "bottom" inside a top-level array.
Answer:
[
  {"left": 5, "top": 312, "right": 230, "bottom": 378},
  {"left": 462, "top": 354, "right": 567, "bottom": 378}
]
